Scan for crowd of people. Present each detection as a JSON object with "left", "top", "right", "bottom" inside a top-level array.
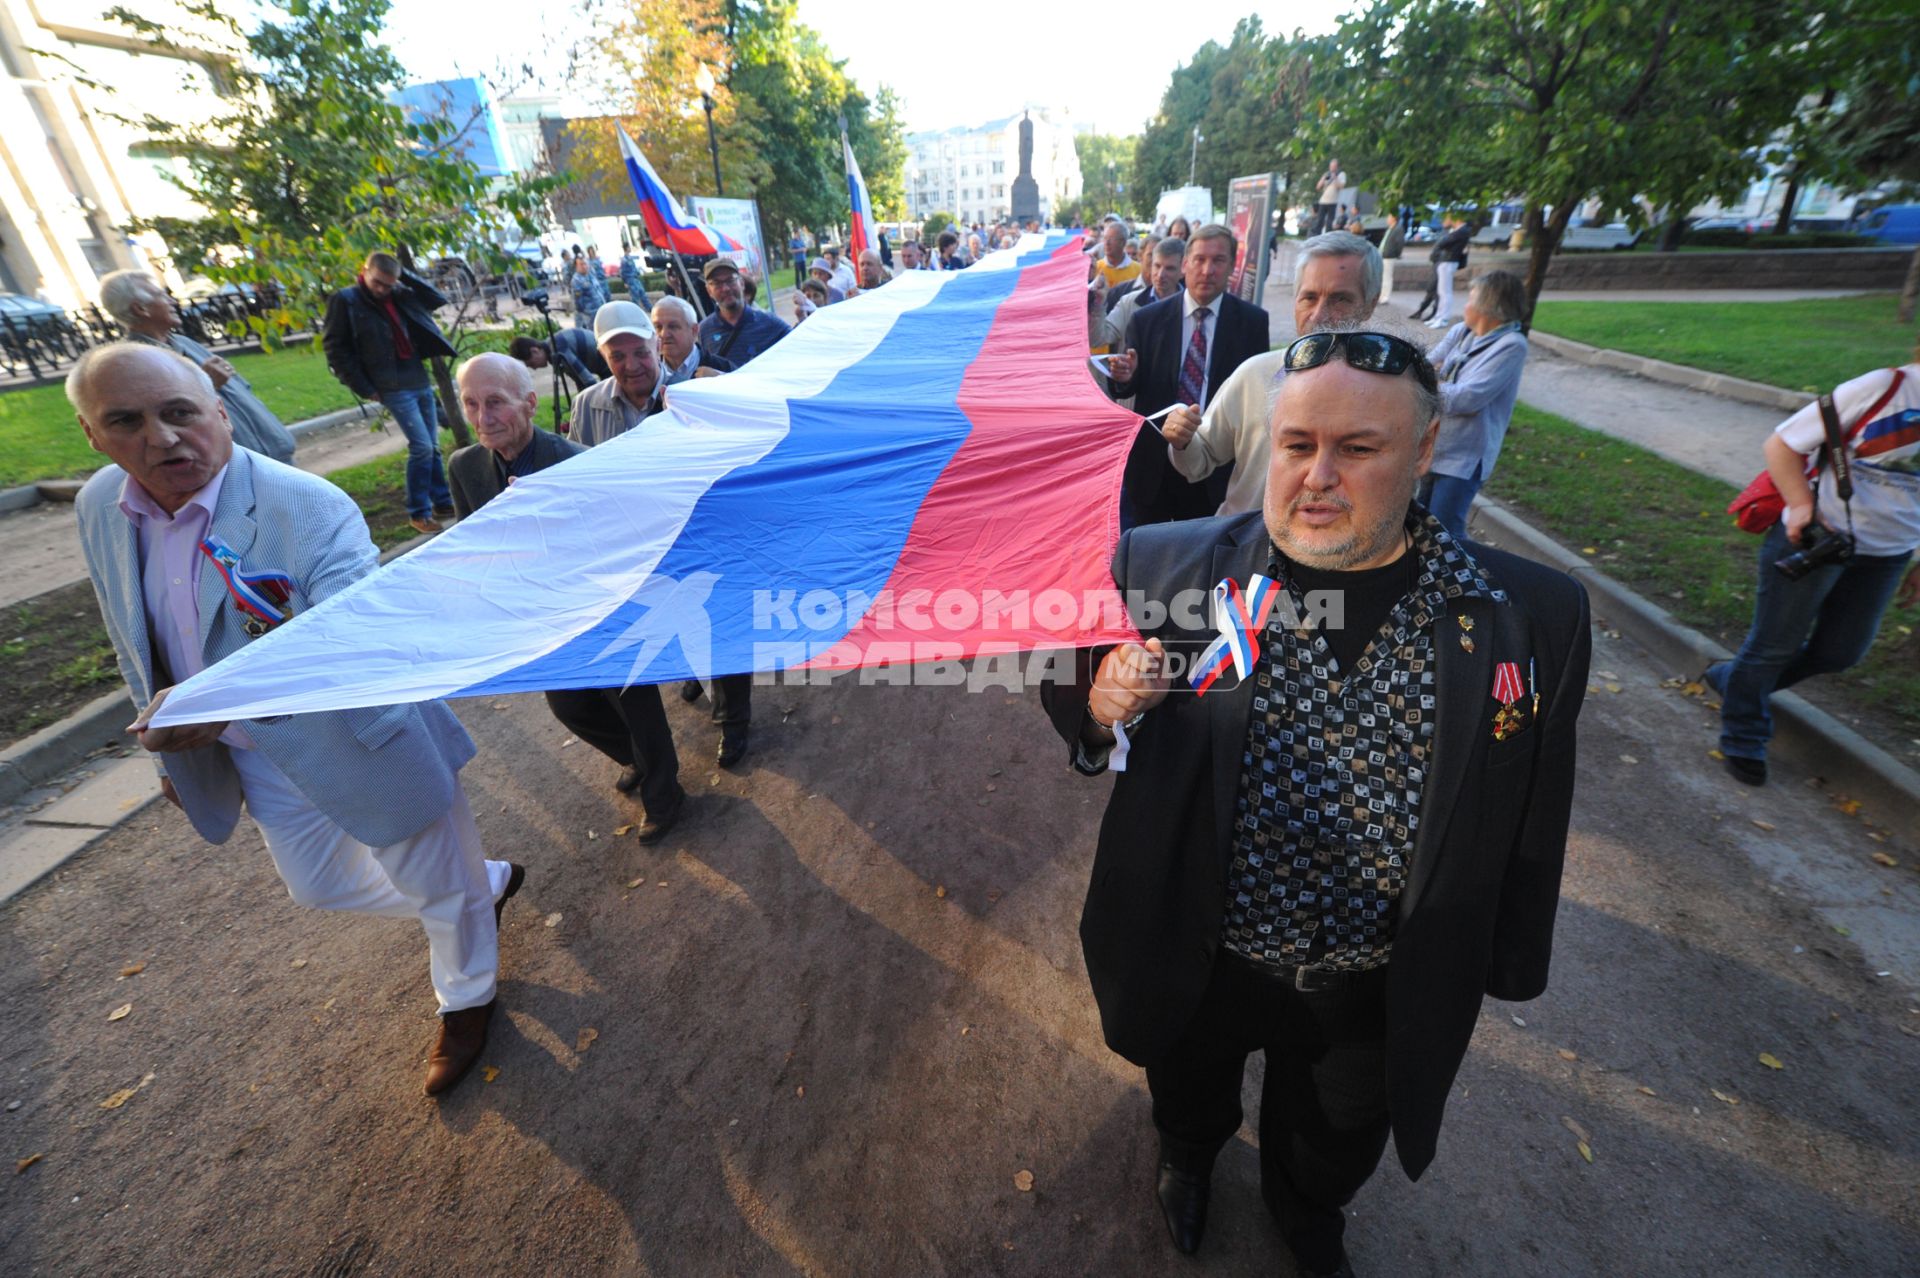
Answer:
[{"left": 58, "top": 204, "right": 1920, "bottom": 1276}]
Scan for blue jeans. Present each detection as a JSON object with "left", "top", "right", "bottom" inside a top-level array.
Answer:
[
  {"left": 379, "top": 386, "right": 452, "bottom": 518},
  {"left": 1708, "top": 521, "right": 1911, "bottom": 761},
  {"left": 1417, "top": 468, "right": 1482, "bottom": 541}
]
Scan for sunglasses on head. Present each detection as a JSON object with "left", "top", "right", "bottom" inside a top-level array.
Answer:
[{"left": 1283, "top": 331, "right": 1438, "bottom": 394}]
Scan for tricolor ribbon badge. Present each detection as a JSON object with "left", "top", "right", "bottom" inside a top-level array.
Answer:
[
  {"left": 199, "top": 535, "right": 295, "bottom": 633},
  {"left": 1188, "top": 573, "right": 1280, "bottom": 695}
]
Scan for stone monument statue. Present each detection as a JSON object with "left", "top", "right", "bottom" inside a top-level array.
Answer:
[{"left": 1010, "top": 111, "right": 1040, "bottom": 223}]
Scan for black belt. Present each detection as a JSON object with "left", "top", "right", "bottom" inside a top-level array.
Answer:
[{"left": 1221, "top": 947, "right": 1385, "bottom": 994}]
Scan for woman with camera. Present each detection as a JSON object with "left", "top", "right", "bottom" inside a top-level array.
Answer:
[{"left": 1708, "top": 346, "right": 1920, "bottom": 785}]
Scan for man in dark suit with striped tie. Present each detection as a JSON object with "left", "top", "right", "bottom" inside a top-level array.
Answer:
[{"left": 1106, "top": 224, "right": 1270, "bottom": 526}]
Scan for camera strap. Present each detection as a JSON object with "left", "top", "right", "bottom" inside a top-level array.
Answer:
[{"left": 1816, "top": 393, "right": 1854, "bottom": 504}]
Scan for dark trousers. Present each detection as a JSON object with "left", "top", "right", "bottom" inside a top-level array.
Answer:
[
  {"left": 543, "top": 685, "right": 683, "bottom": 817},
  {"left": 1410, "top": 275, "right": 1441, "bottom": 321},
  {"left": 706, "top": 674, "right": 752, "bottom": 734},
  {"left": 1147, "top": 952, "right": 1391, "bottom": 1273}
]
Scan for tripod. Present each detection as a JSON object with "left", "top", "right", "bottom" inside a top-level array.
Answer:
[{"left": 528, "top": 292, "right": 573, "bottom": 434}]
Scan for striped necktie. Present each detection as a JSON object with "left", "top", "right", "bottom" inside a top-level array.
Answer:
[{"left": 1180, "top": 306, "right": 1211, "bottom": 407}]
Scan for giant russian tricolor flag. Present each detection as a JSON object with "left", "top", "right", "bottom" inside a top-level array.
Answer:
[
  {"left": 151, "top": 234, "right": 1141, "bottom": 726},
  {"left": 843, "top": 134, "right": 874, "bottom": 256},
  {"left": 618, "top": 125, "right": 743, "bottom": 257}
]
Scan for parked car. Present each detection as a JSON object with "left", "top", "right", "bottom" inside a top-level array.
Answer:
[
  {"left": 1856, "top": 204, "right": 1920, "bottom": 245},
  {"left": 1561, "top": 221, "right": 1643, "bottom": 250}
]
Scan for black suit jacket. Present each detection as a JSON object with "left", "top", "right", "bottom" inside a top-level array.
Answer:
[
  {"left": 1041, "top": 511, "right": 1591, "bottom": 1179},
  {"left": 1112, "top": 291, "right": 1269, "bottom": 523},
  {"left": 447, "top": 428, "right": 587, "bottom": 519}
]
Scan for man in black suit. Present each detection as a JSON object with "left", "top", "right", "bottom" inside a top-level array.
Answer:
[
  {"left": 1043, "top": 331, "right": 1590, "bottom": 1277},
  {"left": 1106, "top": 224, "right": 1270, "bottom": 525},
  {"left": 449, "top": 354, "right": 687, "bottom": 841}
]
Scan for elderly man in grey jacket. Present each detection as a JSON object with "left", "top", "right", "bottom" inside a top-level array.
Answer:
[
  {"left": 97, "top": 270, "right": 297, "bottom": 465},
  {"left": 69, "top": 342, "right": 523, "bottom": 1098},
  {"left": 1417, "top": 269, "right": 1531, "bottom": 539}
]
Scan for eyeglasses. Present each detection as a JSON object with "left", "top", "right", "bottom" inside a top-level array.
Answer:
[{"left": 1283, "top": 331, "right": 1437, "bottom": 394}]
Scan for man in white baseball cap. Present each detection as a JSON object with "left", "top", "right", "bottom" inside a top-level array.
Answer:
[{"left": 570, "top": 300, "right": 664, "bottom": 447}]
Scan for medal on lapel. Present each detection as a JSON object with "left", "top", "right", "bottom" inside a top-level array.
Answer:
[
  {"left": 1457, "top": 614, "right": 1475, "bottom": 654},
  {"left": 1491, "top": 660, "right": 1526, "bottom": 740},
  {"left": 1188, "top": 573, "right": 1279, "bottom": 695},
  {"left": 199, "top": 535, "right": 296, "bottom": 638}
]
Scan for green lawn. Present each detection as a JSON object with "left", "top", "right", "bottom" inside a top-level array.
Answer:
[
  {"left": 1484, "top": 403, "right": 1919, "bottom": 738},
  {"left": 1529, "top": 293, "right": 1918, "bottom": 394},
  {"left": 0, "top": 346, "right": 360, "bottom": 488}
]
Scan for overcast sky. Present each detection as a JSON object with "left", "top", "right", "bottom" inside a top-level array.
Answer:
[{"left": 378, "top": 0, "right": 1345, "bottom": 135}]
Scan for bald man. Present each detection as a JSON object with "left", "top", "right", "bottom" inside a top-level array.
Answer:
[{"left": 69, "top": 342, "right": 523, "bottom": 1098}]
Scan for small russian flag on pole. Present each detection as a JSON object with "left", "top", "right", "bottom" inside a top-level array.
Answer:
[
  {"left": 843, "top": 133, "right": 875, "bottom": 256},
  {"left": 617, "top": 125, "right": 744, "bottom": 257}
]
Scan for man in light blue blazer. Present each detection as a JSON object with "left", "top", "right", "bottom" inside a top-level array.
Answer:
[{"left": 68, "top": 342, "right": 525, "bottom": 1097}]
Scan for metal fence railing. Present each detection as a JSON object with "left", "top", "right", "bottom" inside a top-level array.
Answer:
[{"left": 0, "top": 285, "right": 279, "bottom": 385}]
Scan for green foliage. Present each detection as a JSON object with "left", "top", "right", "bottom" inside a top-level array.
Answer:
[
  {"left": 920, "top": 210, "right": 954, "bottom": 241},
  {"left": 722, "top": 0, "right": 908, "bottom": 234},
  {"left": 103, "top": 0, "right": 563, "bottom": 344},
  {"left": 1136, "top": 19, "right": 1329, "bottom": 211},
  {"left": 1530, "top": 294, "right": 1917, "bottom": 393},
  {"left": 1077, "top": 133, "right": 1140, "bottom": 221}
]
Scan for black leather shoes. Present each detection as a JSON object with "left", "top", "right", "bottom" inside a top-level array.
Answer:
[
  {"left": 717, "top": 729, "right": 749, "bottom": 768},
  {"left": 680, "top": 680, "right": 704, "bottom": 704},
  {"left": 615, "top": 766, "right": 641, "bottom": 793},
  {"left": 636, "top": 791, "right": 684, "bottom": 844},
  {"left": 1156, "top": 1163, "right": 1210, "bottom": 1255},
  {"left": 493, "top": 863, "right": 525, "bottom": 925},
  {"left": 1297, "top": 1249, "right": 1356, "bottom": 1278},
  {"left": 1724, "top": 754, "right": 1767, "bottom": 786}
]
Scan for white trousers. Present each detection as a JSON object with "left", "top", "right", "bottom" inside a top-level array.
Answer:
[
  {"left": 231, "top": 748, "right": 508, "bottom": 1013},
  {"left": 1435, "top": 262, "right": 1459, "bottom": 322},
  {"left": 1380, "top": 258, "right": 1396, "bottom": 301}
]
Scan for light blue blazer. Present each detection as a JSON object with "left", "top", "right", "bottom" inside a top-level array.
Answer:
[{"left": 75, "top": 447, "right": 476, "bottom": 847}]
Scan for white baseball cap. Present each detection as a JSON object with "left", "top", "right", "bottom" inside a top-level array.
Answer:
[{"left": 594, "top": 300, "right": 655, "bottom": 344}]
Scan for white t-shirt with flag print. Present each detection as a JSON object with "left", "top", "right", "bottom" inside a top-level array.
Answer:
[{"left": 1774, "top": 363, "right": 1920, "bottom": 557}]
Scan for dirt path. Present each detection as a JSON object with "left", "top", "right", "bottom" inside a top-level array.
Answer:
[{"left": 2, "top": 589, "right": 1915, "bottom": 1275}]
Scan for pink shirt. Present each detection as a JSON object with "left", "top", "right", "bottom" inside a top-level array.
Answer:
[{"left": 118, "top": 465, "right": 251, "bottom": 749}]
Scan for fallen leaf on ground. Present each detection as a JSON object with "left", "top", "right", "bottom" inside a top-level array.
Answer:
[
  {"left": 628, "top": 876, "right": 645, "bottom": 889},
  {"left": 98, "top": 1072, "right": 154, "bottom": 1111},
  {"left": 935, "top": 885, "right": 947, "bottom": 899},
  {"left": 1834, "top": 798, "right": 1863, "bottom": 816},
  {"left": 1013, "top": 1169, "right": 1035, "bottom": 1192},
  {"left": 1511, "top": 1015, "right": 1527, "bottom": 1028},
  {"left": 1751, "top": 819, "right": 1776, "bottom": 832},
  {"left": 1595, "top": 671, "right": 1619, "bottom": 681},
  {"left": 107, "top": 1004, "right": 131, "bottom": 1022},
  {"left": 119, "top": 963, "right": 145, "bottom": 978},
  {"left": 482, "top": 1066, "right": 500, "bottom": 1083},
  {"left": 1711, "top": 1089, "right": 1740, "bottom": 1106},
  {"left": 491, "top": 702, "right": 509, "bottom": 710},
  {"left": 615, "top": 824, "right": 635, "bottom": 837},
  {"left": 1581, "top": 547, "right": 1598, "bottom": 555},
  {"left": 1557, "top": 1048, "right": 1578, "bottom": 1061},
  {"left": 1871, "top": 852, "right": 1898, "bottom": 868},
  {"left": 1637, "top": 1086, "right": 1657, "bottom": 1097},
  {"left": 795, "top": 1085, "right": 805, "bottom": 1098},
  {"left": 1604, "top": 683, "right": 1623, "bottom": 694},
  {"left": 1576, "top": 1141, "right": 1593, "bottom": 1163},
  {"left": 1681, "top": 681, "right": 1705, "bottom": 697},
  {"left": 586, "top": 830, "right": 598, "bottom": 841},
  {"left": 1561, "top": 1116, "right": 1590, "bottom": 1142},
  {"left": 1708, "top": 749, "right": 1726, "bottom": 761},
  {"left": 576, "top": 1028, "right": 599, "bottom": 1053},
  {"left": 1619, "top": 755, "right": 1638, "bottom": 765},
  {"left": 16, "top": 1153, "right": 41, "bottom": 1174},
  {"left": 559, "top": 737, "right": 575, "bottom": 748},
  {"left": 1833, "top": 924, "right": 1851, "bottom": 936},
  {"left": 1758, "top": 1052, "right": 1784, "bottom": 1070},
  {"left": 544, "top": 912, "right": 562, "bottom": 928},
  {"left": 290, "top": 958, "right": 307, "bottom": 969},
  {"left": 960, "top": 1026, "right": 971, "bottom": 1036}
]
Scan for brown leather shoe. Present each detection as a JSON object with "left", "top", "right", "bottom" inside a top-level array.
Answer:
[
  {"left": 408, "top": 515, "right": 445, "bottom": 535},
  {"left": 424, "top": 1000, "right": 495, "bottom": 1096}
]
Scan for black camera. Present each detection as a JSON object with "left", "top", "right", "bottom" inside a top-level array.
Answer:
[
  {"left": 1774, "top": 522, "right": 1854, "bottom": 581},
  {"left": 521, "top": 287, "right": 550, "bottom": 312}
]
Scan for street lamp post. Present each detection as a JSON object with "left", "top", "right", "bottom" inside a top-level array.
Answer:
[
  {"left": 1189, "top": 126, "right": 1203, "bottom": 188},
  {"left": 695, "top": 64, "right": 723, "bottom": 196}
]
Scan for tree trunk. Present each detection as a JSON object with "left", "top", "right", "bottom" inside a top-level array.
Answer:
[
  {"left": 430, "top": 356, "right": 472, "bottom": 450},
  {"left": 1658, "top": 214, "right": 1687, "bottom": 252},
  {"left": 1519, "top": 198, "right": 1579, "bottom": 330},
  {"left": 1900, "top": 244, "right": 1920, "bottom": 325},
  {"left": 1771, "top": 164, "right": 1802, "bottom": 236}
]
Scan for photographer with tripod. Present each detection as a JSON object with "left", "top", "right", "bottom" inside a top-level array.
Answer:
[{"left": 1710, "top": 344, "right": 1920, "bottom": 785}]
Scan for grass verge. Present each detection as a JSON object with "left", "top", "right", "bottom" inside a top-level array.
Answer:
[
  {"left": 0, "top": 347, "right": 360, "bottom": 488},
  {"left": 1484, "top": 403, "right": 1920, "bottom": 753},
  {"left": 0, "top": 580, "right": 124, "bottom": 743},
  {"left": 1529, "top": 294, "right": 1917, "bottom": 395}
]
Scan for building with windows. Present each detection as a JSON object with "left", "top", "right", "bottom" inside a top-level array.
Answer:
[
  {"left": 0, "top": 1, "right": 235, "bottom": 306},
  {"left": 904, "top": 108, "right": 1082, "bottom": 226}
]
